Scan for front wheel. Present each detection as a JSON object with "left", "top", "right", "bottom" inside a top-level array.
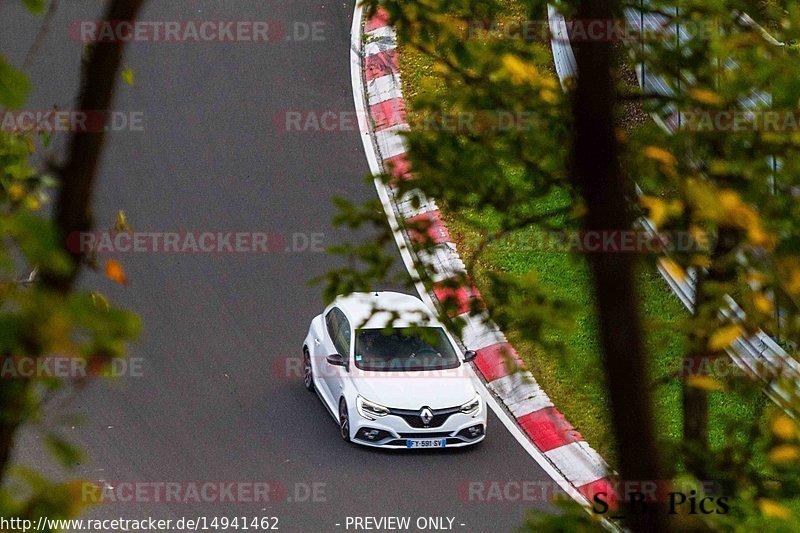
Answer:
[
  {"left": 338, "top": 398, "right": 351, "bottom": 442},
  {"left": 303, "top": 348, "right": 314, "bottom": 391}
]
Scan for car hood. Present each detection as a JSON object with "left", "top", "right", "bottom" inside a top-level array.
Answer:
[{"left": 351, "top": 366, "right": 475, "bottom": 410}]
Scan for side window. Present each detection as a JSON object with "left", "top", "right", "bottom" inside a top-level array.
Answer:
[
  {"left": 325, "top": 309, "right": 338, "bottom": 342},
  {"left": 325, "top": 308, "right": 351, "bottom": 356},
  {"left": 336, "top": 311, "right": 351, "bottom": 356}
]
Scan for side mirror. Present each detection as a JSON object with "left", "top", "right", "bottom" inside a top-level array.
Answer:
[
  {"left": 464, "top": 350, "right": 477, "bottom": 362},
  {"left": 326, "top": 354, "right": 349, "bottom": 370}
]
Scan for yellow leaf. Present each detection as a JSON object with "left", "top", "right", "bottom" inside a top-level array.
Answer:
[
  {"left": 718, "top": 189, "right": 742, "bottom": 211},
  {"left": 668, "top": 199, "right": 684, "bottom": 216},
  {"left": 433, "top": 62, "right": 450, "bottom": 75},
  {"left": 540, "top": 88, "right": 558, "bottom": 105},
  {"left": 686, "top": 179, "right": 724, "bottom": 222},
  {"left": 689, "top": 225, "right": 711, "bottom": 249},
  {"left": 114, "top": 210, "right": 132, "bottom": 232},
  {"left": 748, "top": 270, "right": 768, "bottom": 288},
  {"left": 717, "top": 189, "right": 771, "bottom": 247},
  {"left": 659, "top": 258, "right": 686, "bottom": 281},
  {"left": 644, "top": 146, "right": 676, "bottom": 167},
  {"left": 758, "top": 499, "right": 792, "bottom": 519},
  {"left": 105, "top": 259, "right": 128, "bottom": 285},
  {"left": 754, "top": 293, "right": 775, "bottom": 315},
  {"left": 23, "top": 195, "right": 41, "bottom": 210},
  {"left": 688, "top": 88, "right": 723, "bottom": 106},
  {"left": 640, "top": 196, "right": 668, "bottom": 227},
  {"left": 121, "top": 66, "right": 135, "bottom": 86},
  {"left": 501, "top": 54, "right": 540, "bottom": 85},
  {"left": 768, "top": 444, "right": 800, "bottom": 463},
  {"left": 540, "top": 76, "right": 558, "bottom": 91},
  {"left": 771, "top": 414, "right": 798, "bottom": 440},
  {"left": 686, "top": 375, "right": 726, "bottom": 392},
  {"left": 8, "top": 183, "right": 25, "bottom": 201},
  {"left": 784, "top": 264, "right": 800, "bottom": 297},
  {"left": 708, "top": 325, "right": 743, "bottom": 351},
  {"left": 748, "top": 226, "right": 776, "bottom": 249},
  {"left": 690, "top": 255, "right": 711, "bottom": 268}
]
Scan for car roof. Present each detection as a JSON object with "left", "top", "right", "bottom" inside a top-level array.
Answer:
[{"left": 330, "top": 291, "right": 440, "bottom": 329}]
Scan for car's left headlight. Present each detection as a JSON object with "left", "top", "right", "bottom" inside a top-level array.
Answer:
[
  {"left": 357, "top": 396, "right": 390, "bottom": 420},
  {"left": 460, "top": 394, "right": 482, "bottom": 416}
]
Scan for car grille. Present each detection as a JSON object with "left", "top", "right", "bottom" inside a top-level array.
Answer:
[
  {"left": 398, "top": 432, "right": 452, "bottom": 439},
  {"left": 387, "top": 406, "right": 461, "bottom": 428}
]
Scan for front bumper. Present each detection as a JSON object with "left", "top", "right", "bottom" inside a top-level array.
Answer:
[{"left": 350, "top": 409, "right": 487, "bottom": 449}]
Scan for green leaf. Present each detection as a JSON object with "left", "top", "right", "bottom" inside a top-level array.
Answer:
[
  {"left": 44, "top": 434, "right": 83, "bottom": 468},
  {"left": 0, "top": 56, "right": 31, "bottom": 108},
  {"left": 22, "top": 0, "right": 46, "bottom": 15}
]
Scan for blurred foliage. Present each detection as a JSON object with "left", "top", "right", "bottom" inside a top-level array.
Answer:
[{"left": 0, "top": 0, "right": 140, "bottom": 527}]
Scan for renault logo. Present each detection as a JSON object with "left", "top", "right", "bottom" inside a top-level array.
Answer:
[{"left": 420, "top": 408, "right": 434, "bottom": 426}]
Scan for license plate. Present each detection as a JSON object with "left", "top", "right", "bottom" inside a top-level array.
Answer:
[{"left": 406, "top": 438, "right": 446, "bottom": 448}]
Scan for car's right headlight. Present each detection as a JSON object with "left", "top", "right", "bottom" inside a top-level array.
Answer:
[
  {"left": 356, "top": 396, "right": 390, "bottom": 420},
  {"left": 460, "top": 394, "right": 482, "bottom": 416}
]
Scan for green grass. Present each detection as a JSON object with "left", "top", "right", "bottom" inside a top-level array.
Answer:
[{"left": 439, "top": 194, "right": 689, "bottom": 463}]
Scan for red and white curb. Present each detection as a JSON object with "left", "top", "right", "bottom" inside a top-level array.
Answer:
[{"left": 350, "top": 4, "right": 618, "bottom": 514}]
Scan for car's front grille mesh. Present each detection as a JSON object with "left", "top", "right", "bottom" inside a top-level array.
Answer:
[
  {"left": 398, "top": 432, "right": 452, "bottom": 438},
  {"left": 387, "top": 406, "right": 461, "bottom": 428}
]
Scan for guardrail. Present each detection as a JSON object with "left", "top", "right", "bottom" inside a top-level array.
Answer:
[
  {"left": 637, "top": 215, "right": 800, "bottom": 413},
  {"left": 623, "top": 2, "right": 775, "bottom": 134}
]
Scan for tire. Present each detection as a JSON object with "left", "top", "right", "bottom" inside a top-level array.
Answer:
[
  {"left": 338, "top": 398, "right": 351, "bottom": 442},
  {"left": 303, "top": 347, "right": 314, "bottom": 391}
]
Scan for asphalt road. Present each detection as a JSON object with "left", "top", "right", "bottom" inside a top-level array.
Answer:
[{"left": 1, "top": 1, "right": 560, "bottom": 531}]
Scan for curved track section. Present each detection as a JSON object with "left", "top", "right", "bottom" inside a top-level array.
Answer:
[{"left": 1, "top": 1, "right": 565, "bottom": 531}]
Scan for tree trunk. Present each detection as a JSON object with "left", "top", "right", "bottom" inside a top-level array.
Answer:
[
  {"left": 682, "top": 226, "right": 738, "bottom": 479},
  {"left": 683, "top": 271, "right": 709, "bottom": 479},
  {"left": 570, "top": 0, "right": 666, "bottom": 530}
]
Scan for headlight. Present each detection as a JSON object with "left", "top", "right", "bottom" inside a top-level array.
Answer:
[
  {"left": 460, "top": 394, "right": 481, "bottom": 416},
  {"left": 356, "top": 396, "right": 390, "bottom": 420}
]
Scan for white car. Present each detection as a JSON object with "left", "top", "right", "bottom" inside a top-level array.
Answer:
[{"left": 303, "top": 291, "right": 486, "bottom": 449}]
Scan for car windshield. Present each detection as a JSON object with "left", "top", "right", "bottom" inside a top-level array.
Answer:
[{"left": 354, "top": 327, "right": 461, "bottom": 371}]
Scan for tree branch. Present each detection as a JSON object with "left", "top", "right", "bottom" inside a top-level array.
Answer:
[{"left": 41, "top": 0, "right": 146, "bottom": 294}]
